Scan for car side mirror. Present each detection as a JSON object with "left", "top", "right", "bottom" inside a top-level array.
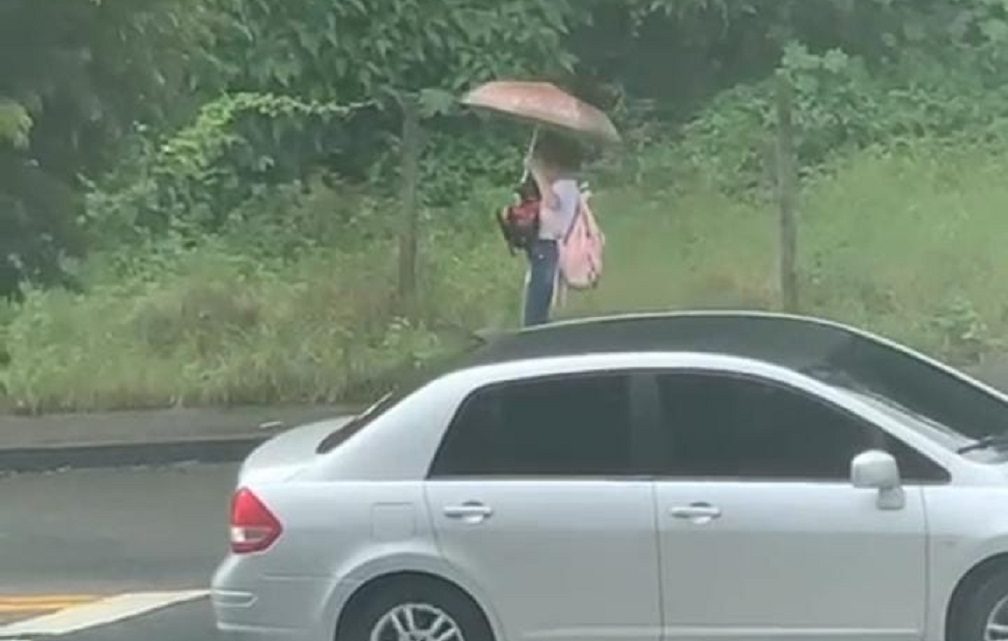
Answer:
[{"left": 851, "top": 450, "right": 904, "bottom": 510}]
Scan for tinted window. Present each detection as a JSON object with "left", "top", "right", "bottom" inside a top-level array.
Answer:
[
  {"left": 316, "top": 334, "right": 488, "bottom": 454},
  {"left": 654, "top": 372, "right": 948, "bottom": 483},
  {"left": 430, "top": 374, "right": 633, "bottom": 477}
]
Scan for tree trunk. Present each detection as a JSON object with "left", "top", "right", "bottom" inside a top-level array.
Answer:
[
  {"left": 775, "top": 73, "right": 799, "bottom": 313},
  {"left": 397, "top": 94, "right": 421, "bottom": 313}
]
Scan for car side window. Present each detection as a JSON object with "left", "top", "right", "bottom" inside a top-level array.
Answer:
[
  {"left": 430, "top": 373, "right": 634, "bottom": 477},
  {"left": 654, "top": 372, "right": 949, "bottom": 483}
]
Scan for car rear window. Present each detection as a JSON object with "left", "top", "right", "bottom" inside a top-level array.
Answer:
[
  {"left": 316, "top": 392, "right": 397, "bottom": 453},
  {"left": 316, "top": 333, "right": 487, "bottom": 454}
]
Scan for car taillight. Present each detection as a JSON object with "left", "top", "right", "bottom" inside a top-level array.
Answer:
[{"left": 230, "top": 487, "right": 283, "bottom": 554}]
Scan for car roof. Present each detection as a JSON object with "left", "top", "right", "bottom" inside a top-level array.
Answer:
[
  {"left": 463, "top": 311, "right": 917, "bottom": 376},
  {"left": 446, "top": 311, "right": 1008, "bottom": 440}
]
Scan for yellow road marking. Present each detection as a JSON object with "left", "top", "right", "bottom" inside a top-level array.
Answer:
[
  {"left": 0, "top": 595, "right": 97, "bottom": 604},
  {"left": 0, "top": 605, "right": 75, "bottom": 613},
  {"left": 0, "top": 595, "right": 99, "bottom": 613}
]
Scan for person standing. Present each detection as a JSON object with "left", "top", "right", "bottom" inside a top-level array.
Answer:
[{"left": 522, "top": 133, "right": 583, "bottom": 327}]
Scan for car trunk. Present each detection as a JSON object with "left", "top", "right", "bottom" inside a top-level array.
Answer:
[{"left": 237, "top": 416, "right": 352, "bottom": 485}]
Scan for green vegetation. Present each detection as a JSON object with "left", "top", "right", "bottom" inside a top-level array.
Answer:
[
  {"left": 567, "top": 140, "right": 1008, "bottom": 366},
  {"left": 6, "top": 1, "right": 1008, "bottom": 412},
  {"left": 7, "top": 140, "right": 1008, "bottom": 412}
]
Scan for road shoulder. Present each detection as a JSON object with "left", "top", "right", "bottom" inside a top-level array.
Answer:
[{"left": 0, "top": 405, "right": 351, "bottom": 471}]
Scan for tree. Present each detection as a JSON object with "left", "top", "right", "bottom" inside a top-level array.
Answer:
[
  {"left": 0, "top": 0, "right": 223, "bottom": 297},
  {"left": 211, "top": 0, "right": 582, "bottom": 302}
]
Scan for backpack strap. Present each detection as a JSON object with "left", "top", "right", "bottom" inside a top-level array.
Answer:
[{"left": 562, "top": 192, "right": 586, "bottom": 244}]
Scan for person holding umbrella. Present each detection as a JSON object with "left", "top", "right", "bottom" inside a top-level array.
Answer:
[
  {"left": 522, "top": 132, "right": 583, "bottom": 325},
  {"left": 462, "top": 81, "right": 618, "bottom": 326}
]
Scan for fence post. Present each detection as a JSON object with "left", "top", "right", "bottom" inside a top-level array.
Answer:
[
  {"left": 397, "top": 94, "right": 421, "bottom": 313},
  {"left": 775, "top": 72, "right": 799, "bottom": 312}
]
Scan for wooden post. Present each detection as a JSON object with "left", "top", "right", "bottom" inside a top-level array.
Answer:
[
  {"left": 775, "top": 73, "right": 799, "bottom": 312},
  {"left": 397, "top": 94, "right": 421, "bottom": 312}
]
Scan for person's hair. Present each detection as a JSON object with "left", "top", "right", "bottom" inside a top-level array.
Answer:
[{"left": 533, "top": 132, "right": 583, "bottom": 173}]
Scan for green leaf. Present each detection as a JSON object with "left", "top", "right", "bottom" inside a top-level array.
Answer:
[
  {"left": 980, "top": 18, "right": 1008, "bottom": 42},
  {"left": 418, "top": 88, "right": 456, "bottom": 117},
  {"left": 0, "top": 99, "right": 33, "bottom": 149}
]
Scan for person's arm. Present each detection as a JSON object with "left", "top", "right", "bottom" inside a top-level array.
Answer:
[{"left": 530, "top": 167, "right": 558, "bottom": 210}]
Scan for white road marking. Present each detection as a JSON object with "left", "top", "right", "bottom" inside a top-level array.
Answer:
[{"left": 0, "top": 589, "right": 208, "bottom": 638}]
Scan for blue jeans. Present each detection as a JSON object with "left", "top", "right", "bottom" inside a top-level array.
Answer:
[{"left": 524, "top": 240, "right": 558, "bottom": 327}]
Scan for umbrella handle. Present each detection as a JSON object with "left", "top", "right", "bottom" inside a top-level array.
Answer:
[{"left": 520, "top": 127, "right": 539, "bottom": 182}]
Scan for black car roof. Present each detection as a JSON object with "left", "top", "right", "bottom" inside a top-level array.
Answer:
[
  {"left": 468, "top": 312, "right": 871, "bottom": 369},
  {"left": 457, "top": 312, "right": 1008, "bottom": 440}
]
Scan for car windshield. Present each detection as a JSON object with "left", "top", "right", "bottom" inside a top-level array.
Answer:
[
  {"left": 791, "top": 334, "right": 1008, "bottom": 443},
  {"left": 844, "top": 388, "right": 968, "bottom": 450},
  {"left": 802, "top": 361, "right": 1008, "bottom": 451},
  {"left": 861, "top": 392, "right": 1008, "bottom": 463}
]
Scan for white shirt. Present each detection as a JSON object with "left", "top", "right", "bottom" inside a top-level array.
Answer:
[{"left": 537, "top": 178, "right": 580, "bottom": 240}]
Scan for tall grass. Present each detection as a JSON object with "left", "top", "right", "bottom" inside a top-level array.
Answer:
[
  {"left": 4, "top": 140, "right": 1008, "bottom": 412},
  {"left": 1, "top": 235, "right": 520, "bottom": 413},
  {"left": 569, "top": 141, "right": 1008, "bottom": 362},
  {"left": 799, "top": 143, "right": 1008, "bottom": 360}
]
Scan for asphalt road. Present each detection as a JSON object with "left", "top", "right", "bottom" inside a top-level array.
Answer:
[
  {"left": 0, "top": 463, "right": 236, "bottom": 639},
  {"left": 54, "top": 599, "right": 217, "bottom": 641}
]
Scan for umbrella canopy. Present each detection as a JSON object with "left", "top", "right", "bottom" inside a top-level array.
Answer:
[{"left": 462, "top": 81, "right": 620, "bottom": 145}]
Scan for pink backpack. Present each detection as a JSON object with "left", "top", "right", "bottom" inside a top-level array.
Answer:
[{"left": 558, "top": 189, "right": 604, "bottom": 290}]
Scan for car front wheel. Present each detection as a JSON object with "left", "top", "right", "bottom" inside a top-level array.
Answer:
[{"left": 951, "top": 566, "right": 1008, "bottom": 641}]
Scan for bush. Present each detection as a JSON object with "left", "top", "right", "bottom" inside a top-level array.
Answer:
[{"left": 674, "top": 43, "right": 1008, "bottom": 195}]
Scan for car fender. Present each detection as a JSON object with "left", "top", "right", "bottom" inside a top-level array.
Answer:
[
  {"left": 320, "top": 546, "right": 506, "bottom": 641},
  {"left": 924, "top": 486, "right": 1008, "bottom": 640}
]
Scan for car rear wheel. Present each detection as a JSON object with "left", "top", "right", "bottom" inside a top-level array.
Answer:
[
  {"left": 951, "top": 566, "right": 1008, "bottom": 641},
  {"left": 340, "top": 578, "right": 493, "bottom": 641}
]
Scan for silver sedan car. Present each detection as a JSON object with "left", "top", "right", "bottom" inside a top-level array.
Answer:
[{"left": 213, "top": 312, "right": 1008, "bottom": 641}]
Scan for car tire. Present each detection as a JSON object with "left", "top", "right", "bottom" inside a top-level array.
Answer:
[
  {"left": 340, "top": 577, "right": 494, "bottom": 641},
  {"left": 950, "top": 565, "right": 1008, "bottom": 641}
]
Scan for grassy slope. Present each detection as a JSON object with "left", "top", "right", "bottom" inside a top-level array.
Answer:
[
  {"left": 3, "top": 141, "right": 1008, "bottom": 412},
  {"left": 572, "top": 142, "right": 1008, "bottom": 360}
]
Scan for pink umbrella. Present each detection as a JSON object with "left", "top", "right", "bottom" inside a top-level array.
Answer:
[{"left": 462, "top": 80, "right": 620, "bottom": 145}]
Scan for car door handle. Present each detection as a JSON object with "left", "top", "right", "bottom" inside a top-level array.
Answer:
[
  {"left": 443, "top": 502, "right": 493, "bottom": 523},
  {"left": 670, "top": 503, "right": 722, "bottom": 523}
]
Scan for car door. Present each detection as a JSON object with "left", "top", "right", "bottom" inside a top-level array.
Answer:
[
  {"left": 648, "top": 370, "right": 943, "bottom": 641},
  {"left": 425, "top": 372, "right": 662, "bottom": 641}
]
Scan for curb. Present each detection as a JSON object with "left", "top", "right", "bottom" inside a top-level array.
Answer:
[
  {"left": 0, "top": 433, "right": 275, "bottom": 473},
  {"left": 0, "top": 404, "right": 355, "bottom": 473}
]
